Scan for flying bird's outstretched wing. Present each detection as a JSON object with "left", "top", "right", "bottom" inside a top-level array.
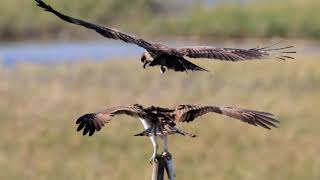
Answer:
[
  {"left": 35, "top": 0, "right": 155, "bottom": 51},
  {"left": 174, "top": 104, "right": 279, "bottom": 129},
  {"left": 177, "top": 42, "right": 296, "bottom": 61},
  {"left": 76, "top": 104, "right": 151, "bottom": 136}
]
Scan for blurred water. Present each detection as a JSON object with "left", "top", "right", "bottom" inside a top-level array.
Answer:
[
  {"left": 0, "top": 41, "right": 142, "bottom": 66},
  {"left": 0, "top": 40, "right": 318, "bottom": 66}
]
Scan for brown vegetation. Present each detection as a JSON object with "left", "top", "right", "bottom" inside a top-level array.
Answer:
[{"left": 1, "top": 56, "right": 320, "bottom": 179}]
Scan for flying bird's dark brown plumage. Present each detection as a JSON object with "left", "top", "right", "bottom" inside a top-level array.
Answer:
[
  {"left": 35, "top": 0, "right": 296, "bottom": 73},
  {"left": 76, "top": 104, "right": 279, "bottom": 137}
]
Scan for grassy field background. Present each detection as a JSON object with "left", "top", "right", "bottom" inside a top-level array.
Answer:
[
  {"left": 2, "top": 0, "right": 320, "bottom": 40},
  {"left": 2, "top": 55, "right": 320, "bottom": 180}
]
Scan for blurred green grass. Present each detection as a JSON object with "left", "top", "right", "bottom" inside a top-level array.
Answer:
[
  {"left": 161, "top": 0, "right": 320, "bottom": 39},
  {"left": 1, "top": 0, "right": 320, "bottom": 40},
  {"left": 1, "top": 56, "right": 320, "bottom": 179}
]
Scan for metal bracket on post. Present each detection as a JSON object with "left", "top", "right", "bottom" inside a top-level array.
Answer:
[{"left": 151, "top": 152, "right": 175, "bottom": 180}]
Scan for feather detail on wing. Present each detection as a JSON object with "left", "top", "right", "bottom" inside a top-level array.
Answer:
[
  {"left": 174, "top": 105, "right": 279, "bottom": 130},
  {"left": 35, "top": 0, "right": 155, "bottom": 51},
  {"left": 178, "top": 42, "right": 296, "bottom": 61},
  {"left": 76, "top": 104, "right": 149, "bottom": 136}
]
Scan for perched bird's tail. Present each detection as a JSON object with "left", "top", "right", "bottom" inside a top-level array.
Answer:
[{"left": 134, "top": 124, "right": 196, "bottom": 137}]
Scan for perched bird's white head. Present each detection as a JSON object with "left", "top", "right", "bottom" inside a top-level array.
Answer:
[{"left": 141, "top": 50, "right": 153, "bottom": 68}]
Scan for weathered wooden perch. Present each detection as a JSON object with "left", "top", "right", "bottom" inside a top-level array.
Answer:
[{"left": 152, "top": 152, "right": 175, "bottom": 180}]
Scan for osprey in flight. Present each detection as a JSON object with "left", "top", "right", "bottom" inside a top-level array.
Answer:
[
  {"left": 76, "top": 104, "right": 279, "bottom": 162},
  {"left": 35, "top": 0, "right": 295, "bottom": 73}
]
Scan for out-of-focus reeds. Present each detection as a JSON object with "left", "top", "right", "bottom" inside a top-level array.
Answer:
[
  {"left": 1, "top": 56, "right": 320, "bottom": 180},
  {"left": 158, "top": 0, "right": 320, "bottom": 39},
  {"left": 1, "top": 0, "right": 320, "bottom": 40}
]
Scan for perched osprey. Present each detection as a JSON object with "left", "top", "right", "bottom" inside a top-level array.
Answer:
[
  {"left": 35, "top": 0, "right": 295, "bottom": 73},
  {"left": 76, "top": 104, "right": 279, "bottom": 162}
]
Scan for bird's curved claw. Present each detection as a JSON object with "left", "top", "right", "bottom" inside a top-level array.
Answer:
[
  {"left": 143, "top": 62, "right": 148, "bottom": 69},
  {"left": 160, "top": 65, "right": 166, "bottom": 74},
  {"left": 149, "top": 155, "right": 158, "bottom": 164}
]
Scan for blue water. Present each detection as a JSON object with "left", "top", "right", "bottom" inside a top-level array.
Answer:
[
  {"left": 0, "top": 41, "right": 143, "bottom": 66},
  {"left": 0, "top": 40, "right": 317, "bottom": 66}
]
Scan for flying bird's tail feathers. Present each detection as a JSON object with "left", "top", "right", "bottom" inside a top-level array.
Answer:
[{"left": 253, "top": 41, "right": 296, "bottom": 61}]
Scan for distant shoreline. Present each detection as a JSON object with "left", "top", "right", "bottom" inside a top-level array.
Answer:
[
  {"left": 1, "top": 39, "right": 318, "bottom": 66},
  {"left": 1, "top": 0, "right": 320, "bottom": 42}
]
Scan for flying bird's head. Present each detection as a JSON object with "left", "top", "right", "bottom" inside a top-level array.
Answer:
[{"left": 141, "top": 50, "right": 153, "bottom": 68}]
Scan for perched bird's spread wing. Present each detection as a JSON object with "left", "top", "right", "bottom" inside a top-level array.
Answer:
[
  {"left": 35, "top": 0, "right": 156, "bottom": 51},
  {"left": 76, "top": 104, "right": 151, "bottom": 136},
  {"left": 177, "top": 42, "right": 296, "bottom": 61},
  {"left": 173, "top": 104, "right": 279, "bottom": 129}
]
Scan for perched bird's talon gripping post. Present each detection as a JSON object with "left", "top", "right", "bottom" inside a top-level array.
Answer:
[
  {"left": 149, "top": 155, "right": 159, "bottom": 165},
  {"left": 160, "top": 65, "right": 166, "bottom": 74},
  {"left": 162, "top": 151, "right": 172, "bottom": 161}
]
